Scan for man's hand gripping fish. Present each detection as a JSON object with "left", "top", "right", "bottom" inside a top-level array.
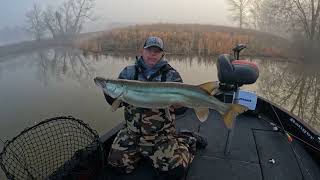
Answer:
[{"left": 94, "top": 77, "right": 248, "bottom": 129}]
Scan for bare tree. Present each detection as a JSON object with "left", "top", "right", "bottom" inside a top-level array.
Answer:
[
  {"left": 252, "top": 0, "right": 292, "bottom": 36},
  {"left": 43, "top": 7, "right": 59, "bottom": 39},
  {"left": 258, "top": 60, "right": 320, "bottom": 131},
  {"left": 247, "top": 0, "right": 261, "bottom": 29},
  {"left": 25, "top": 4, "right": 46, "bottom": 41},
  {"left": 49, "top": 0, "right": 95, "bottom": 38},
  {"left": 69, "top": 0, "right": 95, "bottom": 34},
  {"left": 256, "top": 0, "right": 320, "bottom": 40},
  {"left": 227, "top": 0, "right": 251, "bottom": 28},
  {"left": 27, "top": 0, "right": 96, "bottom": 40},
  {"left": 289, "top": 0, "right": 320, "bottom": 40}
]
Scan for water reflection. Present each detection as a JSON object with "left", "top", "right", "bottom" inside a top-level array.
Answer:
[
  {"left": 35, "top": 49, "right": 220, "bottom": 85},
  {"left": 0, "top": 48, "right": 219, "bottom": 142},
  {"left": 35, "top": 48, "right": 97, "bottom": 86},
  {"left": 258, "top": 60, "right": 320, "bottom": 132},
  {"left": 1, "top": 48, "right": 318, "bottom": 141},
  {"left": 0, "top": 49, "right": 127, "bottom": 141},
  {"left": 167, "top": 54, "right": 217, "bottom": 67}
]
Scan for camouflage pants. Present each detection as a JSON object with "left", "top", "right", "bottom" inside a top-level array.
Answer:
[{"left": 107, "top": 128, "right": 196, "bottom": 173}]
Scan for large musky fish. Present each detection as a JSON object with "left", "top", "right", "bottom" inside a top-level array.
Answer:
[{"left": 94, "top": 77, "right": 247, "bottom": 129}]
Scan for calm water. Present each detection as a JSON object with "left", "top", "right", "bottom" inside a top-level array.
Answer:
[{"left": 0, "top": 47, "right": 319, "bottom": 178}]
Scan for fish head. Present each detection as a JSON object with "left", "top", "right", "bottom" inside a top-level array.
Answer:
[
  {"left": 94, "top": 77, "right": 108, "bottom": 88},
  {"left": 94, "top": 77, "right": 125, "bottom": 98},
  {"left": 104, "top": 80, "right": 125, "bottom": 98}
]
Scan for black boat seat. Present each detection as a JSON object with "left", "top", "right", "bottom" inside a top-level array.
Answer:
[{"left": 216, "top": 54, "right": 259, "bottom": 86}]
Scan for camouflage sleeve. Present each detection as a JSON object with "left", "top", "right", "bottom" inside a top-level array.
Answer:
[{"left": 166, "top": 69, "right": 183, "bottom": 83}]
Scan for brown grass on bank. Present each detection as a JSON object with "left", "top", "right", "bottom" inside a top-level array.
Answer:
[{"left": 76, "top": 23, "right": 291, "bottom": 58}]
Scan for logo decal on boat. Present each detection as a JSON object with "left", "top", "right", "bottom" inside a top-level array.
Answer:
[
  {"left": 289, "top": 118, "right": 316, "bottom": 141},
  {"left": 237, "top": 98, "right": 252, "bottom": 102}
]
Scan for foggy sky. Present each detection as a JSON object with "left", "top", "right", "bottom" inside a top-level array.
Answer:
[{"left": 0, "top": 0, "right": 232, "bottom": 29}]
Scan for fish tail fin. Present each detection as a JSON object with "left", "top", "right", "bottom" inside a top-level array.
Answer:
[
  {"left": 194, "top": 108, "right": 210, "bottom": 123},
  {"left": 222, "top": 104, "right": 248, "bottom": 129}
]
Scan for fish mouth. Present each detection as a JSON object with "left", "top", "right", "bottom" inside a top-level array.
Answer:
[{"left": 94, "top": 77, "right": 107, "bottom": 88}]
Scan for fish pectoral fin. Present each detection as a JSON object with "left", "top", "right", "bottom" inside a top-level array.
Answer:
[
  {"left": 198, "top": 81, "right": 220, "bottom": 95},
  {"left": 110, "top": 99, "right": 122, "bottom": 112},
  {"left": 194, "top": 108, "right": 210, "bottom": 123},
  {"left": 223, "top": 104, "right": 248, "bottom": 129}
]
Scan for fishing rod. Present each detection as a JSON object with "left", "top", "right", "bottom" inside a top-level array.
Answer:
[
  {"left": 264, "top": 105, "right": 320, "bottom": 153},
  {"left": 263, "top": 119, "right": 320, "bottom": 153},
  {"left": 269, "top": 104, "right": 318, "bottom": 180},
  {"left": 258, "top": 116, "right": 315, "bottom": 180}
]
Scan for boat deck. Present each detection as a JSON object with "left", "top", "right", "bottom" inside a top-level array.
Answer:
[{"left": 100, "top": 109, "right": 320, "bottom": 180}]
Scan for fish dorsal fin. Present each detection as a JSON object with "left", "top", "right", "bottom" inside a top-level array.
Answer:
[
  {"left": 110, "top": 99, "right": 122, "bottom": 112},
  {"left": 198, "top": 81, "right": 220, "bottom": 95},
  {"left": 194, "top": 108, "right": 210, "bottom": 123},
  {"left": 223, "top": 104, "right": 248, "bottom": 129}
]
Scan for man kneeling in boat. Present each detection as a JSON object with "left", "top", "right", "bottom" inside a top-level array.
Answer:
[{"left": 103, "top": 36, "right": 207, "bottom": 179}]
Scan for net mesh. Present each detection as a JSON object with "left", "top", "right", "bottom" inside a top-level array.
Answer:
[{"left": 0, "top": 116, "right": 102, "bottom": 180}]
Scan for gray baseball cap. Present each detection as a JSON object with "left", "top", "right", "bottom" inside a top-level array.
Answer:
[{"left": 143, "top": 36, "right": 164, "bottom": 51}]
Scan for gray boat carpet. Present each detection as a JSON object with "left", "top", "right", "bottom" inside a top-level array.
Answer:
[
  {"left": 186, "top": 156, "right": 262, "bottom": 180},
  {"left": 253, "top": 130, "right": 303, "bottom": 180},
  {"left": 101, "top": 109, "right": 320, "bottom": 180}
]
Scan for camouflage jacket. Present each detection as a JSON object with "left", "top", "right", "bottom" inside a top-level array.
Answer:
[{"left": 118, "top": 56, "right": 183, "bottom": 140}]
